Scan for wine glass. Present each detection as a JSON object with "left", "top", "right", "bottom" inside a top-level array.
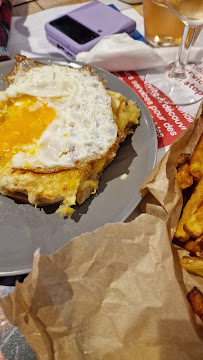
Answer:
[{"left": 144, "top": 0, "right": 203, "bottom": 105}]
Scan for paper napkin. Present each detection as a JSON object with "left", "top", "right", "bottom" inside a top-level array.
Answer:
[{"left": 76, "top": 32, "right": 203, "bottom": 72}]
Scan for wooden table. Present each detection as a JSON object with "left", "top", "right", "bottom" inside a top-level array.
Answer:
[{"left": 12, "top": 0, "right": 143, "bottom": 16}]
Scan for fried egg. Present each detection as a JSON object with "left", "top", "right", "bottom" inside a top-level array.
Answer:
[{"left": 0, "top": 64, "right": 117, "bottom": 172}]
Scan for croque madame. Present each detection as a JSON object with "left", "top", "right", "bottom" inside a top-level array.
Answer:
[{"left": 0, "top": 55, "right": 140, "bottom": 216}]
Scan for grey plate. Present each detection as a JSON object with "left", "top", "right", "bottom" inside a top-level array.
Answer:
[{"left": 0, "top": 58, "right": 157, "bottom": 276}]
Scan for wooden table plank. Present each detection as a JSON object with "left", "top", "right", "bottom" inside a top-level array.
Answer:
[
  {"left": 37, "top": 0, "right": 88, "bottom": 11},
  {"left": 13, "top": 0, "right": 37, "bottom": 4},
  {"left": 12, "top": 1, "right": 42, "bottom": 16},
  {"left": 12, "top": 0, "right": 143, "bottom": 16}
]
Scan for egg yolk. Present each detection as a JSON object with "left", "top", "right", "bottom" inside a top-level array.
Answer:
[{"left": 0, "top": 95, "right": 56, "bottom": 167}]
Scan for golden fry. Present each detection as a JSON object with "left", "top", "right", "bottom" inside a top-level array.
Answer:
[
  {"left": 184, "top": 203, "right": 203, "bottom": 238},
  {"left": 175, "top": 163, "right": 193, "bottom": 189},
  {"left": 187, "top": 287, "right": 203, "bottom": 321},
  {"left": 184, "top": 235, "right": 203, "bottom": 258},
  {"left": 190, "top": 134, "right": 203, "bottom": 182},
  {"left": 175, "top": 153, "right": 190, "bottom": 168},
  {"left": 175, "top": 178, "right": 203, "bottom": 242},
  {"left": 180, "top": 256, "right": 203, "bottom": 277}
]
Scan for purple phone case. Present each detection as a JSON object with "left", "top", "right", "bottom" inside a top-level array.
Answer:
[{"left": 45, "top": 1, "right": 136, "bottom": 59}]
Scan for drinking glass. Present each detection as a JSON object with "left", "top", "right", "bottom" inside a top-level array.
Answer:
[
  {"left": 144, "top": 0, "right": 203, "bottom": 105},
  {"left": 143, "top": 0, "right": 185, "bottom": 47}
]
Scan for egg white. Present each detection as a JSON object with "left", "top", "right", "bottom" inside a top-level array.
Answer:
[{"left": 0, "top": 64, "right": 118, "bottom": 171}]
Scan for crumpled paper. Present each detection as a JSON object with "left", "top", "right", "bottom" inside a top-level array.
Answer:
[
  {"left": 76, "top": 33, "right": 203, "bottom": 72},
  {"left": 0, "top": 105, "right": 203, "bottom": 359}
]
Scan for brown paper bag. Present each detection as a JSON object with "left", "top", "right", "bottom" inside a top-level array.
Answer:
[{"left": 0, "top": 105, "right": 202, "bottom": 359}]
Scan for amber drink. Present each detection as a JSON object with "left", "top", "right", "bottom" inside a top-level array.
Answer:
[{"left": 143, "top": 0, "right": 185, "bottom": 47}]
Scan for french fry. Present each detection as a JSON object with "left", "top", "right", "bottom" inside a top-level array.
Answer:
[
  {"left": 175, "top": 178, "right": 203, "bottom": 242},
  {"left": 175, "top": 163, "right": 193, "bottom": 189},
  {"left": 190, "top": 134, "right": 203, "bottom": 182},
  {"left": 184, "top": 203, "right": 203, "bottom": 238},
  {"left": 184, "top": 235, "right": 203, "bottom": 259},
  {"left": 187, "top": 287, "right": 203, "bottom": 322},
  {"left": 175, "top": 116, "right": 203, "bottom": 320},
  {"left": 180, "top": 256, "right": 203, "bottom": 277},
  {"left": 175, "top": 153, "right": 190, "bottom": 168}
]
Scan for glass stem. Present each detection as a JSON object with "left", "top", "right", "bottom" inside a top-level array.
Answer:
[{"left": 170, "top": 25, "right": 196, "bottom": 79}]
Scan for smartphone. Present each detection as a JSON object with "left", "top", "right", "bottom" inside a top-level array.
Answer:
[{"left": 45, "top": 1, "right": 136, "bottom": 59}]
